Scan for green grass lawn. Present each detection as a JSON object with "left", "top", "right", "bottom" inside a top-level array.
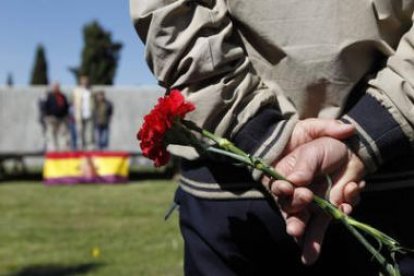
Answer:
[{"left": 0, "top": 181, "right": 183, "bottom": 276}]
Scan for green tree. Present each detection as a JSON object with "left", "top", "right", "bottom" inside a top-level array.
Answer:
[
  {"left": 30, "top": 45, "right": 49, "bottom": 85},
  {"left": 71, "top": 21, "right": 123, "bottom": 85}
]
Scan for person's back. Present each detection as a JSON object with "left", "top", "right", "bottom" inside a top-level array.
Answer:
[{"left": 131, "top": 1, "right": 414, "bottom": 274}]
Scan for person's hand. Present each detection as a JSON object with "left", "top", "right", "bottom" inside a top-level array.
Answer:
[
  {"left": 284, "top": 118, "right": 355, "bottom": 154},
  {"left": 260, "top": 118, "right": 363, "bottom": 263},
  {"left": 262, "top": 118, "right": 355, "bottom": 187},
  {"left": 271, "top": 137, "right": 365, "bottom": 264}
]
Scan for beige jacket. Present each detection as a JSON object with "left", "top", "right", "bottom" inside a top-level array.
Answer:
[
  {"left": 72, "top": 86, "right": 95, "bottom": 122},
  {"left": 131, "top": 0, "right": 414, "bottom": 197}
]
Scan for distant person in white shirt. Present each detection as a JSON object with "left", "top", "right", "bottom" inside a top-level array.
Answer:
[{"left": 72, "top": 75, "right": 95, "bottom": 150}]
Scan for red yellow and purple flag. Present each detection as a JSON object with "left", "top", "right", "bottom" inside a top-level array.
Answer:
[{"left": 43, "top": 151, "right": 129, "bottom": 184}]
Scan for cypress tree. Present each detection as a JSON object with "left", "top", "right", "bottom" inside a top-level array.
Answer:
[
  {"left": 30, "top": 45, "right": 49, "bottom": 85},
  {"left": 70, "top": 21, "right": 123, "bottom": 85},
  {"left": 6, "top": 72, "right": 14, "bottom": 87}
]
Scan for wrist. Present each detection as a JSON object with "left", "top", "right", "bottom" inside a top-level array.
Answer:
[{"left": 342, "top": 94, "right": 411, "bottom": 173}]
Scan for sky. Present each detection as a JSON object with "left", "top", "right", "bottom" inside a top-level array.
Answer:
[{"left": 0, "top": 1, "right": 157, "bottom": 86}]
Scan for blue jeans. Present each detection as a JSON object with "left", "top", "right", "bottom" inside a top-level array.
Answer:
[{"left": 95, "top": 125, "right": 109, "bottom": 150}]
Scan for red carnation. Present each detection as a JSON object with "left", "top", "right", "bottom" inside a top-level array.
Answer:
[{"left": 137, "top": 90, "right": 195, "bottom": 167}]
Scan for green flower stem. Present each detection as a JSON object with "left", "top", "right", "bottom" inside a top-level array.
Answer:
[
  {"left": 183, "top": 121, "right": 403, "bottom": 276},
  {"left": 348, "top": 218, "right": 397, "bottom": 247},
  {"left": 313, "top": 196, "right": 400, "bottom": 276},
  {"left": 343, "top": 220, "right": 400, "bottom": 276},
  {"left": 206, "top": 146, "right": 251, "bottom": 164},
  {"left": 182, "top": 120, "right": 250, "bottom": 158}
]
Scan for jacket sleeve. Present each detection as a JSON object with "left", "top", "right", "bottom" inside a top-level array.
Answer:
[
  {"left": 343, "top": 21, "right": 414, "bottom": 173},
  {"left": 130, "top": 0, "right": 298, "bottom": 181}
]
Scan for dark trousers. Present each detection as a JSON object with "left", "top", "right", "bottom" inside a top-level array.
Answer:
[{"left": 175, "top": 187, "right": 414, "bottom": 276}]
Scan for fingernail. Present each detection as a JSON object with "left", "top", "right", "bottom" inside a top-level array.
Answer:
[
  {"left": 337, "top": 119, "right": 353, "bottom": 126},
  {"left": 340, "top": 204, "right": 352, "bottom": 215},
  {"left": 339, "top": 123, "right": 353, "bottom": 129}
]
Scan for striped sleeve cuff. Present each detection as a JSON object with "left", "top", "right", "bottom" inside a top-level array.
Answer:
[
  {"left": 233, "top": 108, "right": 297, "bottom": 181},
  {"left": 343, "top": 94, "right": 411, "bottom": 173}
]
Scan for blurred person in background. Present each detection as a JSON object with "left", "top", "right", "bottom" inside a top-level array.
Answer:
[
  {"left": 68, "top": 104, "right": 78, "bottom": 150},
  {"left": 72, "top": 75, "right": 95, "bottom": 150},
  {"left": 44, "top": 82, "right": 70, "bottom": 151},
  {"left": 37, "top": 90, "right": 48, "bottom": 150},
  {"left": 94, "top": 91, "right": 113, "bottom": 150}
]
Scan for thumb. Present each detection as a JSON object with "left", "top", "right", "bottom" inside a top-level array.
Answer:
[
  {"left": 303, "top": 119, "right": 354, "bottom": 140},
  {"left": 287, "top": 120, "right": 354, "bottom": 153}
]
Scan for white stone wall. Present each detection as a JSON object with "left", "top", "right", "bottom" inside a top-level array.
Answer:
[{"left": 0, "top": 85, "right": 164, "bottom": 153}]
